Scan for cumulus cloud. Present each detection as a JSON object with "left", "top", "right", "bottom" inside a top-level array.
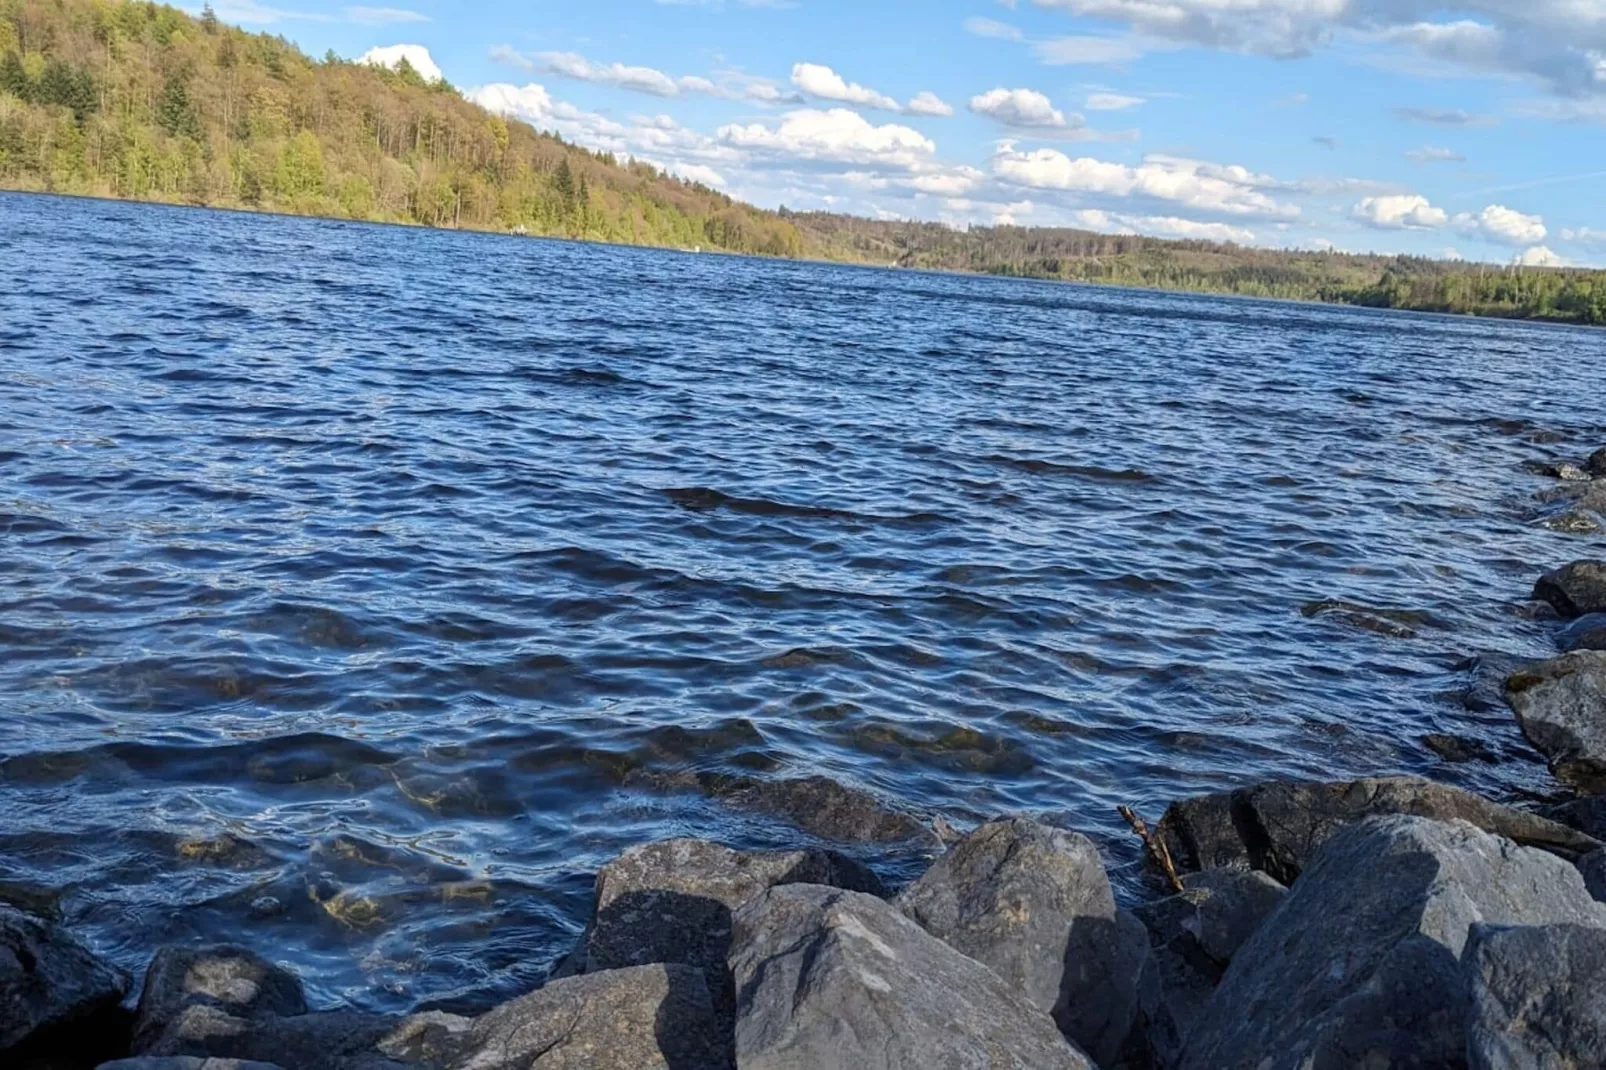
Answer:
[
  {"left": 1514, "top": 245, "right": 1563, "bottom": 266},
  {"left": 1562, "top": 226, "right": 1606, "bottom": 245},
  {"left": 359, "top": 44, "right": 442, "bottom": 83},
  {"left": 992, "top": 147, "right": 1301, "bottom": 218},
  {"left": 1454, "top": 203, "right": 1546, "bottom": 245},
  {"left": 490, "top": 47, "right": 800, "bottom": 105},
  {"left": 719, "top": 108, "right": 937, "bottom": 169},
  {"left": 1066, "top": 208, "right": 1256, "bottom": 242},
  {"left": 908, "top": 91, "right": 955, "bottom": 117},
  {"left": 970, "top": 88, "right": 1076, "bottom": 129},
  {"left": 1352, "top": 194, "right": 1447, "bottom": 229},
  {"left": 791, "top": 63, "right": 902, "bottom": 112},
  {"left": 535, "top": 52, "right": 682, "bottom": 96},
  {"left": 1406, "top": 145, "right": 1465, "bottom": 162}
]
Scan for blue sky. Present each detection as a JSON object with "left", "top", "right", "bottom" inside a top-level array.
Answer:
[{"left": 213, "top": 0, "right": 1604, "bottom": 265}]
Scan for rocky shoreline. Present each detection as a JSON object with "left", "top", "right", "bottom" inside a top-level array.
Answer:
[{"left": 6, "top": 451, "right": 1606, "bottom": 1070}]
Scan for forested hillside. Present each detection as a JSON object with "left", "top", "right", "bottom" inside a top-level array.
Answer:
[
  {"left": 2, "top": 0, "right": 1603, "bottom": 324},
  {"left": 0, "top": 0, "right": 803, "bottom": 253}
]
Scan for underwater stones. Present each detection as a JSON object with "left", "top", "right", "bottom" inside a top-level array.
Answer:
[
  {"left": 132, "top": 946, "right": 307, "bottom": 1055},
  {"left": 722, "top": 775, "right": 938, "bottom": 846},
  {"left": 896, "top": 818, "right": 1144, "bottom": 1066},
  {"left": 1561, "top": 613, "right": 1606, "bottom": 653},
  {"left": 1421, "top": 731, "right": 1499, "bottom": 763}
]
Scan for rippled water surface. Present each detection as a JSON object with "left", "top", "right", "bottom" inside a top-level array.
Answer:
[{"left": 3, "top": 191, "right": 1605, "bottom": 1009}]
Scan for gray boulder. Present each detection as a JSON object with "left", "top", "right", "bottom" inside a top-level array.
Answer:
[
  {"left": 136, "top": 1007, "right": 403, "bottom": 1070},
  {"left": 1129, "top": 869, "right": 1286, "bottom": 1070},
  {"left": 132, "top": 947, "right": 306, "bottom": 1055},
  {"left": 1535, "top": 560, "right": 1606, "bottom": 619},
  {"left": 569, "top": 839, "right": 883, "bottom": 1027},
  {"left": 1180, "top": 815, "right": 1606, "bottom": 1070},
  {"left": 413, "top": 963, "right": 729, "bottom": 1070},
  {"left": 1527, "top": 460, "right": 1593, "bottom": 481},
  {"left": 729, "top": 883, "right": 1092, "bottom": 1070},
  {"left": 98, "top": 1053, "right": 284, "bottom": 1060},
  {"left": 1158, "top": 775, "right": 1598, "bottom": 883},
  {"left": 1467, "top": 923, "right": 1606, "bottom": 1070},
  {"left": 0, "top": 904, "right": 130, "bottom": 1053},
  {"left": 1506, "top": 650, "right": 1606, "bottom": 793},
  {"left": 896, "top": 818, "right": 1144, "bottom": 1066},
  {"left": 1562, "top": 613, "right": 1606, "bottom": 653}
]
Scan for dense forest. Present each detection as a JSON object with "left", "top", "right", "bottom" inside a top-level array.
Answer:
[{"left": 2, "top": 0, "right": 1603, "bottom": 325}]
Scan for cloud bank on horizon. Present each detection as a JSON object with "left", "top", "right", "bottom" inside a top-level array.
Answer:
[{"left": 214, "top": 0, "right": 1603, "bottom": 265}]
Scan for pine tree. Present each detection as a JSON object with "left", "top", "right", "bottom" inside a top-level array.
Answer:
[
  {"left": 0, "top": 51, "right": 30, "bottom": 102},
  {"left": 200, "top": 4, "right": 219, "bottom": 34},
  {"left": 157, "top": 71, "right": 202, "bottom": 140}
]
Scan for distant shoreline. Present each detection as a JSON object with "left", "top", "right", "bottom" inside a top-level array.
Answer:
[{"left": 5, "top": 186, "right": 1598, "bottom": 332}]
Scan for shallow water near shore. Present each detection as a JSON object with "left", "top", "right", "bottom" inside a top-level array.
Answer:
[{"left": 2, "top": 190, "right": 1605, "bottom": 1012}]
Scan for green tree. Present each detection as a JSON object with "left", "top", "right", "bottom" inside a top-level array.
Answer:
[{"left": 157, "top": 70, "right": 201, "bottom": 139}]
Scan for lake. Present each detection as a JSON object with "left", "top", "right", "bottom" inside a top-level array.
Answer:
[{"left": 1, "top": 190, "right": 1603, "bottom": 1010}]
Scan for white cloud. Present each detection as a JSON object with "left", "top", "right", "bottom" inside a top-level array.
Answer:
[
  {"left": 669, "top": 163, "right": 728, "bottom": 187},
  {"left": 1514, "top": 245, "right": 1563, "bottom": 266},
  {"left": 470, "top": 82, "right": 557, "bottom": 123},
  {"left": 965, "top": 16, "right": 1025, "bottom": 40},
  {"left": 718, "top": 108, "right": 936, "bottom": 169},
  {"left": 993, "top": 147, "right": 1301, "bottom": 218},
  {"left": 358, "top": 44, "right": 442, "bottom": 83},
  {"left": 908, "top": 91, "right": 955, "bottom": 117},
  {"left": 1086, "top": 92, "right": 1145, "bottom": 110},
  {"left": 1405, "top": 145, "right": 1465, "bottom": 162},
  {"left": 1394, "top": 107, "right": 1495, "bottom": 126},
  {"left": 791, "top": 63, "right": 902, "bottom": 112},
  {"left": 534, "top": 52, "right": 682, "bottom": 96},
  {"left": 970, "top": 88, "right": 1075, "bottom": 129},
  {"left": 1032, "top": 35, "right": 1149, "bottom": 65},
  {"left": 1562, "top": 226, "right": 1606, "bottom": 245},
  {"left": 1454, "top": 203, "right": 1546, "bottom": 245},
  {"left": 1351, "top": 194, "right": 1448, "bottom": 229}
]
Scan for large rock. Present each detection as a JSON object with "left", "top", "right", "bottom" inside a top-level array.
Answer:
[
  {"left": 136, "top": 1006, "right": 402, "bottom": 1070},
  {"left": 896, "top": 818, "right": 1144, "bottom": 1065},
  {"left": 1534, "top": 560, "right": 1606, "bottom": 618},
  {"left": 132, "top": 947, "right": 307, "bottom": 1055},
  {"left": 1467, "top": 923, "right": 1606, "bottom": 1070},
  {"left": 0, "top": 904, "right": 130, "bottom": 1054},
  {"left": 729, "top": 884, "right": 1092, "bottom": 1070},
  {"left": 411, "top": 963, "right": 729, "bottom": 1070},
  {"left": 569, "top": 839, "right": 882, "bottom": 1026},
  {"left": 1128, "top": 869, "right": 1286, "bottom": 1070},
  {"left": 1506, "top": 650, "right": 1606, "bottom": 793},
  {"left": 1180, "top": 815, "right": 1606, "bottom": 1070},
  {"left": 1158, "top": 775, "right": 1599, "bottom": 883},
  {"left": 1562, "top": 613, "right": 1606, "bottom": 653}
]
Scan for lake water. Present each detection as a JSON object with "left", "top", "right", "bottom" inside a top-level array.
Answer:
[{"left": 2, "top": 190, "right": 1604, "bottom": 1011}]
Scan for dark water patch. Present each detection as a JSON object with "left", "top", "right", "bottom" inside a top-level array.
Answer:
[{"left": 984, "top": 455, "right": 1159, "bottom": 483}]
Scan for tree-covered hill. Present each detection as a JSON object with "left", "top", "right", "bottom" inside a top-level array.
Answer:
[{"left": 2, "top": 0, "right": 1603, "bottom": 324}]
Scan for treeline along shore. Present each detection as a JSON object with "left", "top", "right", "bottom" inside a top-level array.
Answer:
[
  {"left": 6, "top": 447, "right": 1606, "bottom": 1068},
  {"left": 3, "top": 0, "right": 1605, "bottom": 325}
]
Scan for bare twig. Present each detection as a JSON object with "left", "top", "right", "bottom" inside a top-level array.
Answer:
[{"left": 1118, "top": 805, "right": 1185, "bottom": 894}]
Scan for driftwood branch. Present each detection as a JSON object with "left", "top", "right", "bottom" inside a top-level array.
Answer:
[{"left": 1118, "top": 805, "right": 1185, "bottom": 894}]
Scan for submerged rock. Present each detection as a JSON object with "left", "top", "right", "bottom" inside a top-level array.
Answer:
[
  {"left": 132, "top": 947, "right": 307, "bottom": 1055},
  {"left": 1157, "top": 775, "right": 1598, "bottom": 883},
  {"left": 424, "top": 964, "right": 730, "bottom": 1070},
  {"left": 1562, "top": 613, "right": 1606, "bottom": 653},
  {"left": 729, "top": 884, "right": 1092, "bottom": 1069},
  {"left": 896, "top": 818, "right": 1144, "bottom": 1066},
  {"left": 723, "top": 775, "right": 938, "bottom": 846},
  {"left": 0, "top": 904, "right": 131, "bottom": 1055},
  {"left": 1180, "top": 815, "right": 1606, "bottom": 1070},
  {"left": 1129, "top": 868, "right": 1286, "bottom": 1070},
  {"left": 1421, "top": 731, "right": 1499, "bottom": 763},
  {"left": 1534, "top": 560, "right": 1606, "bottom": 618},
  {"left": 1527, "top": 460, "right": 1593, "bottom": 481},
  {"left": 566, "top": 838, "right": 882, "bottom": 1028},
  {"left": 1467, "top": 923, "right": 1606, "bottom": 1070},
  {"left": 136, "top": 1008, "right": 401, "bottom": 1070},
  {"left": 1589, "top": 447, "right": 1606, "bottom": 478},
  {"left": 1506, "top": 650, "right": 1606, "bottom": 793}
]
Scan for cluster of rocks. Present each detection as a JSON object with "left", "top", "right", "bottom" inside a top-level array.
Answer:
[
  {"left": 1525, "top": 446, "right": 1606, "bottom": 533},
  {"left": 1509, "top": 560, "right": 1606, "bottom": 792},
  {"left": 9, "top": 770, "right": 1606, "bottom": 1069}
]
